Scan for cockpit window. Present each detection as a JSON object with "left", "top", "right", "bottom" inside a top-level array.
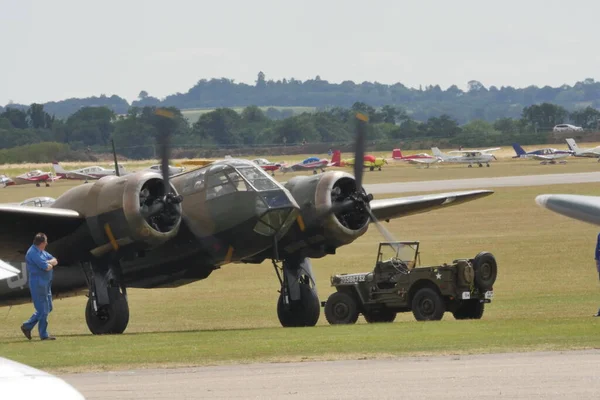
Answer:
[{"left": 237, "top": 167, "right": 280, "bottom": 191}]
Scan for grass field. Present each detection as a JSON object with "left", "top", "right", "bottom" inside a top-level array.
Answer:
[
  {"left": 181, "top": 106, "right": 317, "bottom": 123},
  {"left": 1, "top": 180, "right": 599, "bottom": 372}
]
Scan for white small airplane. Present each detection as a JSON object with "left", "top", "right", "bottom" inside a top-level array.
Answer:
[
  {"left": 431, "top": 147, "right": 500, "bottom": 167},
  {"left": 53, "top": 161, "right": 128, "bottom": 181},
  {"left": 0, "top": 357, "right": 84, "bottom": 399},
  {"left": 566, "top": 138, "right": 600, "bottom": 161},
  {"left": 146, "top": 164, "right": 186, "bottom": 176}
]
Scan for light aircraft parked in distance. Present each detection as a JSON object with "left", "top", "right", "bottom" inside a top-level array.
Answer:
[
  {"left": 565, "top": 138, "right": 600, "bottom": 161},
  {"left": 390, "top": 149, "right": 441, "bottom": 168},
  {"left": 13, "top": 170, "right": 59, "bottom": 187},
  {"left": 0, "top": 110, "right": 493, "bottom": 334},
  {"left": 431, "top": 147, "right": 499, "bottom": 167},
  {"left": 146, "top": 164, "right": 186, "bottom": 175},
  {"left": 511, "top": 143, "right": 571, "bottom": 164},
  {"left": 1, "top": 174, "right": 15, "bottom": 187},
  {"left": 53, "top": 161, "right": 128, "bottom": 181},
  {"left": 252, "top": 158, "right": 283, "bottom": 175},
  {"left": 280, "top": 151, "right": 341, "bottom": 174},
  {"left": 341, "top": 154, "right": 387, "bottom": 171}
]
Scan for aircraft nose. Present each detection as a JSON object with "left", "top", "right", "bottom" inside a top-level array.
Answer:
[
  {"left": 253, "top": 191, "right": 300, "bottom": 238},
  {"left": 536, "top": 194, "right": 600, "bottom": 226}
]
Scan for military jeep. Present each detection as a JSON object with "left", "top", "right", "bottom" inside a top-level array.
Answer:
[{"left": 323, "top": 241, "right": 497, "bottom": 324}]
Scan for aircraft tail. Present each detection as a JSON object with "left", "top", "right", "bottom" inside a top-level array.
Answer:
[
  {"left": 392, "top": 148, "right": 403, "bottom": 159},
  {"left": 565, "top": 138, "right": 579, "bottom": 153},
  {"left": 52, "top": 161, "right": 68, "bottom": 174},
  {"left": 330, "top": 150, "right": 341, "bottom": 166},
  {"left": 431, "top": 147, "right": 446, "bottom": 159},
  {"left": 512, "top": 143, "right": 527, "bottom": 157}
]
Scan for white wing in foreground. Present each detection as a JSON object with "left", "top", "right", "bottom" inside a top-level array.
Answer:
[{"left": 0, "top": 259, "right": 20, "bottom": 281}]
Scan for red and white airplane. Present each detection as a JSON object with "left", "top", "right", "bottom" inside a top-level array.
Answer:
[
  {"left": 390, "top": 148, "right": 441, "bottom": 167},
  {"left": 53, "top": 161, "right": 127, "bottom": 181},
  {"left": 280, "top": 151, "right": 341, "bottom": 174},
  {"left": 252, "top": 158, "right": 282, "bottom": 175},
  {"left": 1, "top": 174, "right": 15, "bottom": 187},
  {"left": 13, "top": 170, "right": 59, "bottom": 187}
]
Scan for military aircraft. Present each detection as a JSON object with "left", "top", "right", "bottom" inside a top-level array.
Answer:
[
  {"left": 53, "top": 161, "right": 128, "bottom": 181},
  {"left": 341, "top": 154, "right": 387, "bottom": 171},
  {"left": 280, "top": 152, "right": 341, "bottom": 174},
  {"left": 565, "top": 138, "right": 600, "bottom": 161},
  {"left": 0, "top": 110, "right": 493, "bottom": 334},
  {"left": 432, "top": 147, "right": 499, "bottom": 167},
  {"left": 13, "top": 170, "right": 58, "bottom": 187},
  {"left": 512, "top": 143, "right": 572, "bottom": 164}
]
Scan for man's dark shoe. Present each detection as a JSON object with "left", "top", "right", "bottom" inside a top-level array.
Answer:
[
  {"left": 595, "top": 309, "right": 600, "bottom": 317},
  {"left": 41, "top": 336, "right": 56, "bottom": 341},
  {"left": 20, "top": 325, "right": 32, "bottom": 340}
]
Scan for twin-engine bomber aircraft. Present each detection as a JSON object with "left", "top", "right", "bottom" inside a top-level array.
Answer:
[{"left": 0, "top": 111, "right": 493, "bottom": 334}]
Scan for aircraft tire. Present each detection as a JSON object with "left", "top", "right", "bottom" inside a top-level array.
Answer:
[
  {"left": 85, "top": 288, "right": 130, "bottom": 334},
  {"left": 452, "top": 300, "right": 484, "bottom": 320},
  {"left": 277, "top": 283, "right": 320, "bottom": 327},
  {"left": 363, "top": 309, "right": 396, "bottom": 323},
  {"left": 411, "top": 287, "right": 445, "bottom": 321},
  {"left": 324, "top": 292, "right": 359, "bottom": 324},
  {"left": 472, "top": 252, "right": 497, "bottom": 292}
]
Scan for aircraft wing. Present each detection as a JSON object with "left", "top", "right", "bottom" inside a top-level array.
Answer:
[
  {"left": 369, "top": 190, "right": 493, "bottom": 221},
  {"left": 0, "top": 204, "right": 85, "bottom": 244},
  {"left": 480, "top": 147, "right": 501, "bottom": 153},
  {"left": 406, "top": 158, "right": 440, "bottom": 164},
  {"left": 536, "top": 194, "right": 600, "bottom": 226}
]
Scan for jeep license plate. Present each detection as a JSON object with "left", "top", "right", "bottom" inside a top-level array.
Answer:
[{"left": 484, "top": 291, "right": 494, "bottom": 299}]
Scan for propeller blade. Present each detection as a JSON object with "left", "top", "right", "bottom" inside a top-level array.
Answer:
[
  {"left": 111, "top": 139, "right": 120, "bottom": 177},
  {"left": 367, "top": 208, "right": 397, "bottom": 244},
  {"left": 353, "top": 113, "right": 368, "bottom": 190},
  {"left": 155, "top": 108, "right": 175, "bottom": 196}
]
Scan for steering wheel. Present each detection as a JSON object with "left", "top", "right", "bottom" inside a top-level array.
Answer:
[{"left": 390, "top": 257, "right": 409, "bottom": 274}]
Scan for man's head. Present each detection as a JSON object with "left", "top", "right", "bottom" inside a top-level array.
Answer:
[{"left": 33, "top": 233, "right": 48, "bottom": 250}]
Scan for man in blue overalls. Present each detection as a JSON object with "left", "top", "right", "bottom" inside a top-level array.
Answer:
[
  {"left": 20, "top": 233, "right": 58, "bottom": 340},
  {"left": 595, "top": 232, "right": 600, "bottom": 317}
]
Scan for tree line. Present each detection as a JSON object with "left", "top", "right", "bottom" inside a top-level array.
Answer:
[
  {"left": 1, "top": 99, "right": 599, "bottom": 164},
  {"left": 3, "top": 74, "right": 600, "bottom": 124}
]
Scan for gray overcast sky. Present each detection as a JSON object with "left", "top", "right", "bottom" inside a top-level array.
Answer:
[{"left": 1, "top": 0, "right": 599, "bottom": 105}]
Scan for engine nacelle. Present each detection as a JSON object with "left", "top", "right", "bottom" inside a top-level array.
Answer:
[
  {"left": 284, "top": 171, "right": 370, "bottom": 253},
  {"left": 80, "top": 171, "right": 182, "bottom": 257}
]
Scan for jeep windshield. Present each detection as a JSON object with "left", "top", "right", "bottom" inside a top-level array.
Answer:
[{"left": 378, "top": 242, "right": 419, "bottom": 266}]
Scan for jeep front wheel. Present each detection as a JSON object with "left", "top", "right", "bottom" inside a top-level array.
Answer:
[
  {"left": 325, "top": 292, "right": 359, "bottom": 324},
  {"left": 411, "top": 288, "right": 445, "bottom": 321}
]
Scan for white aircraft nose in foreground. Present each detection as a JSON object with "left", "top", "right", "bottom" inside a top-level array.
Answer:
[
  {"left": 536, "top": 194, "right": 600, "bottom": 226},
  {"left": 0, "top": 357, "right": 85, "bottom": 399}
]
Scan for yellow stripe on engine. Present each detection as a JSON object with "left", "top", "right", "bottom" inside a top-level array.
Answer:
[
  {"left": 104, "top": 223, "right": 119, "bottom": 251},
  {"left": 224, "top": 245, "right": 234, "bottom": 264},
  {"left": 296, "top": 215, "right": 306, "bottom": 231}
]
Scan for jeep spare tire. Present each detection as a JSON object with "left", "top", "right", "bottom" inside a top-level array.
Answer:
[{"left": 472, "top": 252, "right": 497, "bottom": 291}]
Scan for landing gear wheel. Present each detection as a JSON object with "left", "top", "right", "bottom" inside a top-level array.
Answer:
[
  {"left": 324, "top": 292, "right": 359, "bottom": 324},
  {"left": 85, "top": 288, "right": 130, "bottom": 334},
  {"left": 468, "top": 165, "right": 472, "bottom": 168},
  {"left": 370, "top": 166, "right": 374, "bottom": 171},
  {"left": 277, "top": 283, "right": 320, "bottom": 327},
  {"left": 412, "top": 287, "right": 445, "bottom": 321},
  {"left": 45, "top": 183, "right": 50, "bottom": 187},
  {"left": 453, "top": 300, "right": 484, "bottom": 320},
  {"left": 36, "top": 183, "right": 40, "bottom": 187},
  {"left": 472, "top": 252, "right": 497, "bottom": 291},
  {"left": 486, "top": 164, "right": 490, "bottom": 167},
  {"left": 478, "top": 163, "right": 483, "bottom": 167},
  {"left": 313, "top": 170, "right": 317, "bottom": 175},
  {"left": 363, "top": 309, "right": 396, "bottom": 323}
]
